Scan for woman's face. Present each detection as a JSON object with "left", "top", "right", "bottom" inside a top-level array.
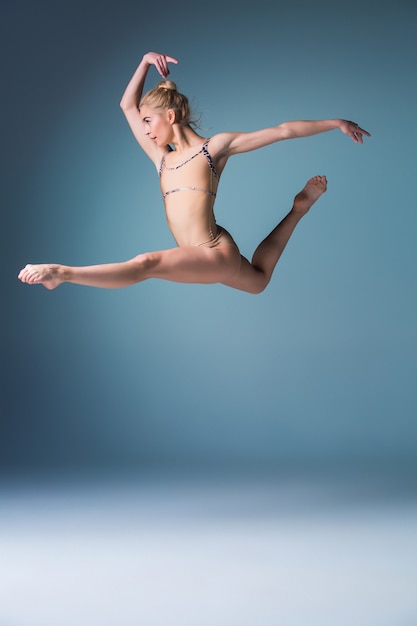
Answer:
[{"left": 141, "top": 105, "right": 173, "bottom": 146}]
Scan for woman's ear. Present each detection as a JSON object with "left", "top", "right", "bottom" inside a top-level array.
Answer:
[{"left": 167, "top": 109, "right": 176, "bottom": 125}]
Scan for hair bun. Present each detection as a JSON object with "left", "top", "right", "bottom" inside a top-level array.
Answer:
[{"left": 157, "top": 80, "right": 177, "bottom": 92}]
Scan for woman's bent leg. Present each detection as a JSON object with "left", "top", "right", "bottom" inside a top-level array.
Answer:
[
  {"left": 18, "top": 177, "right": 326, "bottom": 293},
  {"left": 222, "top": 175, "right": 327, "bottom": 294},
  {"left": 18, "top": 244, "right": 241, "bottom": 290}
]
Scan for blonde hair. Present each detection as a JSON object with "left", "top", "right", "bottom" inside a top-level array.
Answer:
[{"left": 140, "top": 80, "right": 199, "bottom": 128}]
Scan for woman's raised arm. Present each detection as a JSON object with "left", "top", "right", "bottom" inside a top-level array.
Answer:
[
  {"left": 120, "top": 52, "right": 178, "bottom": 110},
  {"left": 120, "top": 52, "right": 178, "bottom": 163}
]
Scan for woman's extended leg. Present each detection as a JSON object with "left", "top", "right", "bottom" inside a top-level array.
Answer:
[
  {"left": 222, "top": 175, "right": 327, "bottom": 294},
  {"left": 18, "top": 242, "right": 241, "bottom": 290}
]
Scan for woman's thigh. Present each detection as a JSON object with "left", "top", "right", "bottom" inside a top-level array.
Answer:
[{"left": 146, "top": 241, "right": 241, "bottom": 284}]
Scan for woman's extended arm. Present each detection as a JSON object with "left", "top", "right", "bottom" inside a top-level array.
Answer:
[
  {"left": 215, "top": 119, "right": 370, "bottom": 163},
  {"left": 279, "top": 119, "right": 370, "bottom": 143},
  {"left": 120, "top": 52, "right": 178, "bottom": 163}
]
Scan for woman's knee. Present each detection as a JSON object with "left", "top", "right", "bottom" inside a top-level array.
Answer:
[
  {"left": 131, "top": 252, "right": 159, "bottom": 279},
  {"left": 247, "top": 276, "right": 269, "bottom": 295}
]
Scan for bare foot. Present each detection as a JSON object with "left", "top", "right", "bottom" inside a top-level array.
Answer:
[
  {"left": 18, "top": 264, "right": 65, "bottom": 290},
  {"left": 292, "top": 175, "right": 327, "bottom": 216}
]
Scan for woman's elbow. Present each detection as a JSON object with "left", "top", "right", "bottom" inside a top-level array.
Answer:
[
  {"left": 120, "top": 98, "right": 137, "bottom": 113},
  {"left": 275, "top": 123, "right": 293, "bottom": 140}
]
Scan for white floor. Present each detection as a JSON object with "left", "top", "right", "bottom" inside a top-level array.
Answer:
[{"left": 1, "top": 471, "right": 416, "bottom": 626}]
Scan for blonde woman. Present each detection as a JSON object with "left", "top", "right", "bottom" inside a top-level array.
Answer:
[{"left": 19, "top": 51, "right": 370, "bottom": 293}]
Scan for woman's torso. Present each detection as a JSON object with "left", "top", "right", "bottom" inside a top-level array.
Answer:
[{"left": 159, "top": 138, "right": 221, "bottom": 247}]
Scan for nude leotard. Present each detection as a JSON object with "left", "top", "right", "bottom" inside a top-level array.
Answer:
[
  {"left": 159, "top": 138, "right": 219, "bottom": 199},
  {"left": 159, "top": 138, "right": 229, "bottom": 248}
]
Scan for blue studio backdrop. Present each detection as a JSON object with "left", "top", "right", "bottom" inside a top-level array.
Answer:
[{"left": 2, "top": 0, "right": 417, "bottom": 474}]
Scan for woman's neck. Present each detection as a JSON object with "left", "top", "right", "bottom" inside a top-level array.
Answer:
[{"left": 169, "top": 126, "right": 204, "bottom": 153}]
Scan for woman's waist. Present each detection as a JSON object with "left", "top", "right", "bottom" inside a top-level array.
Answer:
[
  {"left": 167, "top": 217, "right": 221, "bottom": 248},
  {"left": 165, "top": 201, "right": 215, "bottom": 226}
]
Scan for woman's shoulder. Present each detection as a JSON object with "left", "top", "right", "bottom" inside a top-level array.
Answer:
[
  {"left": 208, "top": 131, "right": 233, "bottom": 145},
  {"left": 207, "top": 132, "right": 244, "bottom": 166},
  {"left": 207, "top": 132, "right": 237, "bottom": 155},
  {"left": 204, "top": 133, "right": 237, "bottom": 176}
]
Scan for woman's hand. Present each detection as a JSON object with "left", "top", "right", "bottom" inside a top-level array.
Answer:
[
  {"left": 339, "top": 119, "right": 371, "bottom": 144},
  {"left": 143, "top": 52, "right": 179, "bottom": 79}
]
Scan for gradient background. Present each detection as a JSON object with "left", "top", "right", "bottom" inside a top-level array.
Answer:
[
  {"left": 1, "top": 1, "right": 417, "bottom": 624},
  {"left": 3, "top": 0, "right": 416, "bottom": 474}
]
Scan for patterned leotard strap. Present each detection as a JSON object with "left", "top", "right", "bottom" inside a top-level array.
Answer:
[{"left": 159, "top": 138, "right": 219, "bottom": 199}]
